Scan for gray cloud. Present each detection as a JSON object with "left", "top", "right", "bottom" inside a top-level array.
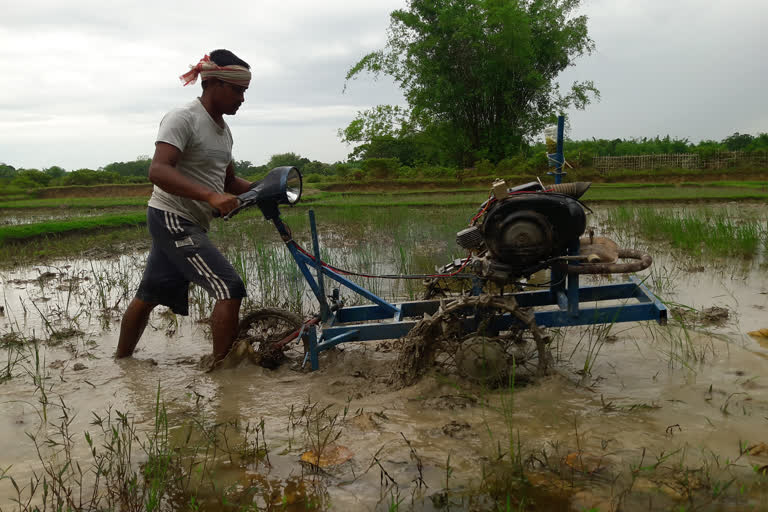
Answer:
[
  {"left": 1, "top": 0, "right": 765, "bottom": 170},
  {"left": 559, "top": 0, "right": 767, "bottom": 142}
]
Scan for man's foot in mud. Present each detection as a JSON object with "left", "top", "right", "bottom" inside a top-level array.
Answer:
[
  {"left": 115, "top": 357, "right": 158, "bottom": 366},
  {"left": 201, "top": 340, "right": 256, "bottom": 372}
]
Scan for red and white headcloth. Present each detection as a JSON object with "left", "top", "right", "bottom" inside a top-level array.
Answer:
[{"left": 179, "top": 55, "right": 251, "bottom": 87}]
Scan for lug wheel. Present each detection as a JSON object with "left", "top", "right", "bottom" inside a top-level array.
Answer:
[{"left": 238, "top": 308, "right": 304, "bottom": 369}]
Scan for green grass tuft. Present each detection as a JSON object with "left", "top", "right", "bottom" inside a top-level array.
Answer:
[{"left": 0, "top": 212, "right": 147, "bottom": 244}]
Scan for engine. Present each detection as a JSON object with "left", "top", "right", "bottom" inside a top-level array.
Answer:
[{"left": 455, "top": 180, "right": 591, "bottom": 283}]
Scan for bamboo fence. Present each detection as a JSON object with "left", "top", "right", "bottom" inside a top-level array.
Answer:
[{"left": 594, "top": 151, "right": 768, "bottom": 173}]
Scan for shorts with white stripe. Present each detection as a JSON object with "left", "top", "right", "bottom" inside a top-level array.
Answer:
[{"left": 136, "top": 207, "right": 246, "bottom": 315}]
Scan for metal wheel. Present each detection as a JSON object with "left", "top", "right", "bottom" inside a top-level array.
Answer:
[
  {"left": 237, "top": 308, "right": 304, "bottom": 369},
  {"left": 391, "top": 295, "right": 552, "bottom": 388}
]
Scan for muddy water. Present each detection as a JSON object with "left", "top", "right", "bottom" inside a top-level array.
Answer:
[
  {"left": 1, "top": 204, "right": 768, "bottom": 510},
  {"left": 0, "top": 207, "right": 142, "bottom": 226}
]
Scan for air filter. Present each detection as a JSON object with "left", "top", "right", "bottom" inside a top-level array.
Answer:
[{"left": 456, "top": 226, "right": 484, "bottom": 249}]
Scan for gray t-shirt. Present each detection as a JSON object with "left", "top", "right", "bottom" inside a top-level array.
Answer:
[{"left": 147, "top": 98, "right": 233, "bottom": 230}]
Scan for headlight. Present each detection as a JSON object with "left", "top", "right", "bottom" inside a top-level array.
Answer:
[
  {"left": 238, "top": 166, "right": 303, "bottom": 220},
  {"left": 282, "top": 166, "right": 302, "bottom": 205}
]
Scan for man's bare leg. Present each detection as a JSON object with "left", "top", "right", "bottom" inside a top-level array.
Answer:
[
  {"left": 211, "top": 298, "right": 242, "bottom": 362},
  {"left": 116, "top": 297, "right": 157, "bottom": 358}
]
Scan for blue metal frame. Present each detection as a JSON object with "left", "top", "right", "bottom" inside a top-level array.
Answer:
[{"left": 271, "top": 209, "right": 667, "bottom": 371}]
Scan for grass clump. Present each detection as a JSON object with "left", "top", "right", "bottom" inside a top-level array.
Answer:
[
  {"left": 0, "top": 197, "right": 149, "bottom": 210},
  {"left": 0, "top": 212, "right": 146, "bottom": 244},
  {"left": 582, "top": 183, "right": 768, "bottom": 202},
  {"left": 607, "top": 206, "right": 767, "bottom": 257}
]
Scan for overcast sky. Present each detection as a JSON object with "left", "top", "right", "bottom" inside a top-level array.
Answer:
[{"left": 0, "top": 0, "right": 765, "bottom": 171}]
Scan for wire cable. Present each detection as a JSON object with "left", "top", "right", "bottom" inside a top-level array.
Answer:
[{"left": 293, "top": 242, "right": 474, "bottom": 280}]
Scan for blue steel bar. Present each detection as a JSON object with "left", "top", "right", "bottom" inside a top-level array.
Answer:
[
  {"left": 546, "top": 115, "right": 567, "bottom": 184},
  {"left": 555, "top": 115, "right": 565, "bottom": 184},
  {"left": 315, "top": 330, "right": 360, "bottom": 352},
  {"left": 514, "top": 282, "right": 652, "bottom": 307},
  {"left": 330, "top": 279, "right": 666, "bottom": 327},
  {"left": 322, "top": 321, "right": 419, "bottom": 342},
  {"left": 629, "top": 275, "right": 668, "bottom": 324},
  {"left": 285, "top": 243, "right": 325, "bottom": 304},
  {"left": 336, "top": 304, "right": 398, "bottom": 323},
  {"left": 534, "top": 302, "right": 663, "bottom": 327},
  {"left": 309, "top": 210, "right": 331, "bottom": 321}
]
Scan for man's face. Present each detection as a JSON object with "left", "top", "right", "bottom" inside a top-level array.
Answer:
[{"left": 212, "top": 80, "right": 248, "bottom": 115}]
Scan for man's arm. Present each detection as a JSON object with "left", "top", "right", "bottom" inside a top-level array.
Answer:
[
  {"left": 224, "top": 162, "right": 252, "bottom": 195},
  {"left": 149, "top": 142, "right": 240, "bottom": 214}
]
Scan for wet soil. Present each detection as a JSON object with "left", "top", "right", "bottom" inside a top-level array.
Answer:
[{"left": 1, "top": 204, "right": 768, "bottom": 510}]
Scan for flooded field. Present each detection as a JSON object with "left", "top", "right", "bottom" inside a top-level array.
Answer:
[
  {"left": 0, "top": 208, "right": 137, "bottom": 226},
  {"left": 1, "top": 202, "right": 768, "bottom": 510}
]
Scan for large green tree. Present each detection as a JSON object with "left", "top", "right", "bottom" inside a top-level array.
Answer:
[{"left": 343, "top": 0, "right": 598, "bottom": 165}]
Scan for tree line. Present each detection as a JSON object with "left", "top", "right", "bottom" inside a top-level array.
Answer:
[{"left": 1, "top": 132, "right": 765, "bottom": 195}]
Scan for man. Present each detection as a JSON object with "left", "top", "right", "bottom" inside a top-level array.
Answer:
[{"left": 116, "top": 49, "right": 253, "bottom": 365}]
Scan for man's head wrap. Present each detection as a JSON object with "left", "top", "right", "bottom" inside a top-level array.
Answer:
[{"left": 180, "top": 55, "right": 251, "bottom": 88}]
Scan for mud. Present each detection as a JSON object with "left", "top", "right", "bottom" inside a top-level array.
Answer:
[{"left": 1, "top": 203, "right": 768, "bottom": 510}]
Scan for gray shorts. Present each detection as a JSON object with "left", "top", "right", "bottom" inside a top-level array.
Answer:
[{"left": 136, "top": 207, "right": 246, "bottom": 315}]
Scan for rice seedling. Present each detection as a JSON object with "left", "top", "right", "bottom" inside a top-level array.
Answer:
[
  {"left": 0, "top": 197, "right": 149, "bottom": 210},
  {"left": 0, "top": 212, "right": 147, "bottom": 244},
  {"left": 605, "top": 206, "right": 768, "bottom": 258},
  {"left": 0, "top": 331, "right": 27, "bottom": 382},
  {"left": 0, "top": 223, "right": 149, "bottom": 269},
  {"left": 2, "top": 379, "right": 290, "bottom": 511},
  {"left": 568, "top": 321, "right": 615, "bottom": 376}
]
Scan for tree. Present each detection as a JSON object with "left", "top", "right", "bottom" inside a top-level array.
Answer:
[
  {"left": 338, "top": 105, "right": 430, "bottom": 164},
  {"left": 0, "top": 163, "right": 17, "bottom": 178},
  {"left": 103, "top": 158, "right": 151, "bottom": 178},
  {"left": 61, "top": 169, "right": 120, "bottom": 186},
  {"left": 43, "top": 166, "right": 67, "bottom": 179},
  {"left": 302, "top": 160, "right": 332, "bottom": 175},
  {"left": 723, "top": 132, "right": 754, "bottom": 152},
  {"left": 343, "top": 0, "right": 598, "bottom": 166},
  {"left": 13, "top": 169, "right": 51, "bottom": 187},
  {"left": 233, "top": 160, "right": 254, "bottom": 177},
  {"left": 266, "top": 153, "right": 310, "bottom": 170}
]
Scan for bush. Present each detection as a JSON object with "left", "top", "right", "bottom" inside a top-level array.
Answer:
[
  {"left": 329, "top": 163, "right": 353, "bottom": 180},
  {"left": 305, "top": 174, "right": 324, "bottom": 183},
  {"left": 0, "top": 184, "right": 29, "bottom": 197},
  {"left": 244, "top": 171, "right": 269, "bottom": 182},
  {"left": 10, "top": 176, "right": 43, "bottom": 190},
  {"left": 361, "top": 158, "right": 400, "bottom": 179},
  {"left": 417, "top": 165, "right": 455, "bottom": 179},
  {"left": 496, "top": 157, "right": 523, "bottom": 172},
  {"left": 474, "top": 159, "right": 495, "bottom": 176},
  {"left": 123, "top": 175, "right": 150, "bottom": 184},
  {"left": 61, "top": 169, "right": 121, "bottom": 186}
]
